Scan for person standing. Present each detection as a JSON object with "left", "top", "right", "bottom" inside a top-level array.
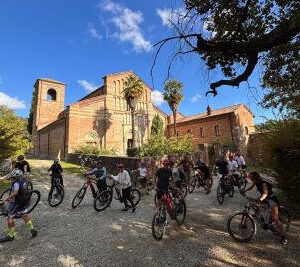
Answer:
[{"left": 15, "top": 155, "right": 31, "bottom": 174}]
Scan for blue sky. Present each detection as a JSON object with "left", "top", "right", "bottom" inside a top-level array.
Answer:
[{"left": 0, "top": 0, "right": 273, "bottom": 124}]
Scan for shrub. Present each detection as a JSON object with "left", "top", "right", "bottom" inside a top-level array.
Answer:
[
  {"left": 126, "top": 147, "right": 140, "bottom": 157},
  {"left": 260, "top": 120, "right": 300, "bottom": 207},
  {"left": 73, "top": 145, "right": 117, "bottom": 156}
]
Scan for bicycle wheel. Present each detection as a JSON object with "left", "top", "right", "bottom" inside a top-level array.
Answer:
[
  {"left": 94, "top": 190, "right": 113, "bottom": 212},
  {"left": 128, "top": 188, "right": 141, "bottom": 207},
  {"left": 26, "top": 190, "right": 41, "bottom": 214},
  {"left": 217, "top": 183, "right": 225, "bottom": 205},
  {"left": 227, "top": 212, "right": 256, "bottom": 243},
  {"left": 0, "top": 188, "right": 11, "bottom": 199},
  {"left": 152, "top": 208, "right": 167, "bottom": 241},
  {"left": 48, "top": 185, "right": 64, "bottom": 207},
  {"left": 72, "top": 186, "right": 87, "bottom": 209},
  {"left": 279, "top": 206, "right": 291, "bottom": 232},
  {"left": 175, "top": 199, "right": 186, "bottom": 226},
  {"left": 189, "top": 177, "right": 197, "bottom": 194}
]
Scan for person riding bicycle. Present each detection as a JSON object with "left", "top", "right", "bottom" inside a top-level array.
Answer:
[
  {"left": 178, "top": 154, "right": 193, "bottom": 189},
  {"left": 235, "top": 152, "right": 246, "bottom": 169},
  {"left": 216, "top": 155, "right": 229, "bottom": 181},
  {"left": 155, "top": 159, "right": 172, "bottom": 201},
  {"left": 15, "top": 155, "right": 31, "bottom": 175},
  {"left": 0, "top": 169, "right": 37, "bottom": 243},
  {"left": 84, "top": 160, "right": 107, "bottom": 194},
  {"left": 48, "top": 159, "right": 64, "bottom": 186},
  {"left": 133, "top": 163, "right": 147, "bottom": 189},
  {"left": 244, "top": 171, "right": 287, "bottom": 245},
  {"left": 111, "top": 164, "right": 136, "bottom": 213},
  {"left": 169, "top": 160, "right": 184, "bottom": 195},
  {"left": 194, "top": 159, "right": 212, "bottom": 194}
]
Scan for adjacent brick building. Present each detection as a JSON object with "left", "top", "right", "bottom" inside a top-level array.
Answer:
[{"left": 31, "top": 70, "right": 254, "bottom": 159}]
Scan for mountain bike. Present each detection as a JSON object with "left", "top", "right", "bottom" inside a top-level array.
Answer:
[
  {"left": 131, "top": 171, "right": 155, "bottom": 192},
  {"left": 189, "top": 169, "right": 212, "bottom": 194},
  {"left": 48, "top": 175, "right": 65, "bottom": 207},
  {"left": 152, "top": 188, "right": 186, "bottom": 241},
  {"left": 217, "top": 175, "right": 234, "bottom": 204},
  {"left": 0, "top": 190, "right": 41, "bottom": 218},
  {"left": 94, "top": 178, "right": 141, "bottom": 212},
  {"left": 227, "top": 194, "right": 291, "bottom": 243},
  {"left": 231, "top": 171, "right": 248, "bottom": 191},
  {"left": 72, "top": 174, "right": 98, "bottom": 209}
]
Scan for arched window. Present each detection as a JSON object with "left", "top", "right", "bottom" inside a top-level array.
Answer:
[{"left": 47, "top": 89, "right": 56, "bottom": 101}]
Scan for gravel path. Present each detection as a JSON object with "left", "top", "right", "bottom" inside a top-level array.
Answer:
[{"left": 0, "top": 160, "right": 299, "bottom": 266}]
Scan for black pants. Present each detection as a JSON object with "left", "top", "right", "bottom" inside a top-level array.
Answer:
[
  {"left": 96, "top": 179, "right": 107, "bottom": 193},
  {"left": 122, "top": 186, "right": 134, "bottom": 208},
  {"left": 50, "top": 175, "right": 63, "bottom": 196}
]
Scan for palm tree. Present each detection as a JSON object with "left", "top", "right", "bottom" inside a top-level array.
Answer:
[
  {"left": 123, "top": 75, "right": 143, "bottom": 148},
  {"left": 163, "top": 79, "right": 184, "bottom": 137}
]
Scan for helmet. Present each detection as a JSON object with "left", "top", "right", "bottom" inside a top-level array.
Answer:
[{"left": 10, "top": 169, "right": 23, "bottom": 179}]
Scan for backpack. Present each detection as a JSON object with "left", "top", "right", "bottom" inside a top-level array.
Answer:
[{"left": 14, "top": 181, "right": 32, "bottom": 204}]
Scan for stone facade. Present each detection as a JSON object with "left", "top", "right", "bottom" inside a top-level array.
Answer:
[
  {"left": 32, "top": 71, "right": 167, "bottom": 158},
  {"left": 32, "top": 71, "right": 254, "bottom": 160}
]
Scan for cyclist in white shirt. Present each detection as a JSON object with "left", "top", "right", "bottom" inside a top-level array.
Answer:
[
  {"left": 235, "top": 152, "right": 246, "bottom": 169},
  {"left": 134, "top": 163, "right": 147, "bottom": 189},
  {"left": 228, "top": 155, "right": 239, "bottom": 173},
  {"left": 111, "top": 164, "right": 136, "bottom": 213}
]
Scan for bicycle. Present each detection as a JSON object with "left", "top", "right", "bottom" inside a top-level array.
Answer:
[
  {"left": 189, "top": 168, "right": 213, "bottom": 194},
  {"left": 131, "top": 171, "right": 155, "bottom": 192},
  {"left": 48, "top": 175, "right": 65, "bottom": 207},
  {"left": 227, "top": 194, "right": 291, "bottom": 243},
  {"left": 216, "top": 175, "right": 234, "bottom": 204},
  {"left": 231, "top": 170, "right": 248, "bottom": 191},
  {"left": 152, "top": 188, "right": 186, "bottom": 241},
  {"left": 94, "top": 177, "right": 141, "bottom": 212},
  {"left": 0, "top": 190, "right": 41, "bottom": 218},
  {"left": 72, "top": 174, "right": 98, "bottom": 209}
]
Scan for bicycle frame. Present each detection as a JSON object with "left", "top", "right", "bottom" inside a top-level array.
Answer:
[{"left": 84, "top": 176, "right": 97, "bottom": 198}]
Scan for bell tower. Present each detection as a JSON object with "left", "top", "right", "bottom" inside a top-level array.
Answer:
[{"left": 32, "top": 78, "right": 66, "bottom": 137}]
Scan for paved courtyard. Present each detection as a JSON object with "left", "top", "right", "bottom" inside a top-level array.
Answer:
[{"left": 0, "top": 160, "right": 299, "bottom": 266}]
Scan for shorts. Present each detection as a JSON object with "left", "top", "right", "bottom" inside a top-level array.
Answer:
[{"left": 0, "top": 201, "right": 29, "bottom": 218}]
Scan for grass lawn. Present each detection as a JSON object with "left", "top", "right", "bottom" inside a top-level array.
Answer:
[{"left": 0, "top": 180, "right": 10, "bottom": 193}]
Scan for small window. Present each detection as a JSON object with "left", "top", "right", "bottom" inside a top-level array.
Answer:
[
  {"left": 47, "top": 89, "right": 57, "bottom": 101},
  {"left": 187, "top": 129, "right": 192, "bottom": 134},
  {"left": 200, "top": 127, "right": 204, "bottom": 138},
  {"left": 245, "top": 126, "right": 249, "bottom": 135},
  {"left": 215, "top": 125, "right": 220, "bottom": 137}
]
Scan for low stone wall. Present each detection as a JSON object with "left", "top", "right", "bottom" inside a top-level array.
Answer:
[{"left": 66, "top": 153, "right": 140, "bottom": 175}]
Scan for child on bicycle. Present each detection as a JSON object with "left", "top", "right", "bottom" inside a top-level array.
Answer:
[
  {"left": 111, "top": 164, "right": 136, "bottom": 213},
  {"left": 0, "top": 169, "right": 37, "bottom": 243},
  {"left": 48, "top": 159, "right": 64, "bottom": 186}
]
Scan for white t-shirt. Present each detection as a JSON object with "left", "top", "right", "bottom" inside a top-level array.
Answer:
[
  {"left": 235, "top": 155, "right": 245, "bottom": 166},
  {"left": 138, "top": 167, "right": 147, "bottom": 177},
  {"left": 228, "top": 160, "right": 238, "bottom": 172},
  {"left": 112, "top": 170, "right": 131, "bottom": 189}
]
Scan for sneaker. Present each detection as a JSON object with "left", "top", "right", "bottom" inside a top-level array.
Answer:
[
  {"left": 280, "top": 237, "right": 288, "bottom": 245},
  {"left": 31, "top": 229, "right": 37, "bottom": 238},
  {"left": 0, "top": 235, "right": 14, "bottom": 243},
  {"left": 121, "top": 208, "right": 129, "bottom": 212}
]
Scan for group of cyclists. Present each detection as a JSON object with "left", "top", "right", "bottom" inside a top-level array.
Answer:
[{"left": 0, "top": 151, "right": 287, "bottom": 245}]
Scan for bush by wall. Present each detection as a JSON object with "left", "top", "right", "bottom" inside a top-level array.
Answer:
[{"left": 73, "top": 145, "right": 117, "bottom": 156}]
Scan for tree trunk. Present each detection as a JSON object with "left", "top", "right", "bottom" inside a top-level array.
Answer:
[
  {"left": 131, "top": 108, "right": 136, "bottom": 148},
  {"left": 173, "top": 110, "right": 177, "bottom": 137}
]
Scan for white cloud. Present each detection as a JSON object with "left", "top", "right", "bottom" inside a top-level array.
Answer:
[
  {"left": 78, "top": 80, "right": 98, "bottom": 93},
  {"left": 156, "top": 7, "right": 186, "bottom": 28},
  {"left": 151, "top": 90, "right": 164, "bottom": 106},
  {"left": 100, "top": 0, "right": 152, "bottom": 52},
  {"left": 87, "top": 23, "right": 102, "bottom": 40},
  {"left": 0, "top": 92, "right": 26, "bottom": 109},
  {"left": 191, "top": 93, "right": 202, "bottom": 103}
]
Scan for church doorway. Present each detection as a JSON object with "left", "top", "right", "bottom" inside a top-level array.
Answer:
[{"left": 127, "top": 139, "right": 133, "bottom": 149}]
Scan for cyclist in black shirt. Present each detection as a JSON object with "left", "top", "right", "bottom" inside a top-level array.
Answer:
[
  {"left": 15, "top": 155, "right": 31, "bottom": 174},
  {"left": 155, "top": 159, "right": 172, "bottom": 199},
  {"left": 48, "top": 159, "right": 64, "bottom": 186},
  {"left": 245, "top": 171, "right": 287, "bottom": 244},
  {"left": 195, "top": 160, "right": 212, "bottom": 194}
]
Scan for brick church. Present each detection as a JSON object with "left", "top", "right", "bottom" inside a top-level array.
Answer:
[{"left": 31, "top": 70, "right": 254, "bottom": 159}]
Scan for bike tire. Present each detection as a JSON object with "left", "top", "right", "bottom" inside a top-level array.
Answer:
[
  {"left": 48, "top": 185, "right": 65, "bottom": 207},
  {"left": 0, "top": 188, "right": 11, "bottom": 199},
  {"left": 279, "top": 206, "right": 291, "bottom": 232},
  {"left": 189, "top": 178, "right": 196, "bottom": 194},
  {"left": 129, "top": 188, "right": 141, "bottom": 207},
  {"left": 26, "top": 190, "right": 41, "bottom": 214},
  {"left": 94, "top": 189, "right": 113, "bottom": 212},
  {"left": 151, "top": 209, "right": 166, "bottom": 241},
  {"left": 217, "top": 183, "right": 225, "bottom": 205},
  {"left": 72, "top": 186, "right": 87, "bottom": 209},
  {"left": 227, "top": 212, "right": 256, "bottom": 243},
  {"left": 175, "top": 199, "right": 186, "bottom": 226}
]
